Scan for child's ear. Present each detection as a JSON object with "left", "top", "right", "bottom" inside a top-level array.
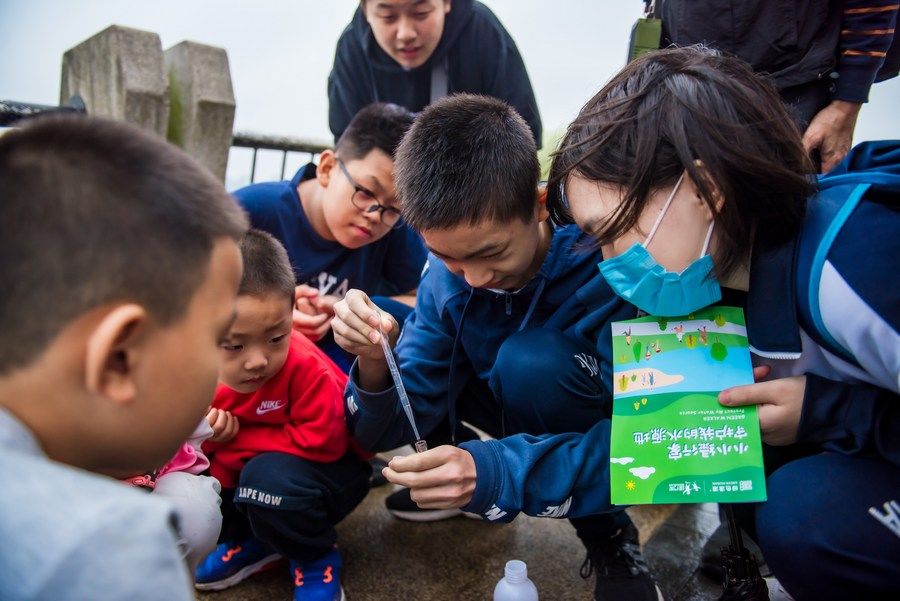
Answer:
[
  {"left": 535, "top": 187, "right": 550, "bottom": 222},
  {"left": 316, "top": 150, "right": 337, "bottom": 188},
  {"left": 84, "top": 304, "right": 147, "bottom": 405}
]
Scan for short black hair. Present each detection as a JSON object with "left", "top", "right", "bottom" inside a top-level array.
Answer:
[
  {"left": 394, "top": 93, "right": 539, "bottom": 231},
  {"left": 0, "top": 115, "right": 248, "bottom": 375},
  {"left": 335, "top": 102, "right": 415, "bottom": 161},
  {"left": 547, "top": 46, "right": 813, "bottom": 279},
  {"left": 238, "top": 229, "right": 295, "bottom": 305}
]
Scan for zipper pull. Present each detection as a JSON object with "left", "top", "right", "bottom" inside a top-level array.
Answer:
[{"left": 505, "top": 294, "right": 512, "bottom": 316}]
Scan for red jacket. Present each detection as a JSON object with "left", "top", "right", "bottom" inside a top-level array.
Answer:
[{"left": 204, "top": 331, "right": 349, "bottom": 488}]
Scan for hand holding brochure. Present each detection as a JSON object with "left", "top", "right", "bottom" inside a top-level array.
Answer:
[{"left": 609, "top": 306, "right": 766, "bottom": 505}]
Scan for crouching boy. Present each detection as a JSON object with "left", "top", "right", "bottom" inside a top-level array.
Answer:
[{"left": 195, "top": 230, "right": 369, "bottom": 601}]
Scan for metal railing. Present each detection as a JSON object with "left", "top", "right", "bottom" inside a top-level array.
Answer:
[
  {"left": 0, "top": 97, "right": 330, "bottom": 185},
  {"left": 231, "top": 131, "right": 331, "bottom": 183},
  {"left": 0, "top": 96, "right": 87, "bottom": 126}
]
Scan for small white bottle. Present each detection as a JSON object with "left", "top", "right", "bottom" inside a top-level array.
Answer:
[{"left": 493, "top": 559, "right": 539, "bottom": 601}]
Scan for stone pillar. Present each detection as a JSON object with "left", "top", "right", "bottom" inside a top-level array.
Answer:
[
  {"left": 165, "top": 42, "right": 235, "bottom": 181},
  {"left": 60, "top": 25, "right": 169, "bottom": 136}
]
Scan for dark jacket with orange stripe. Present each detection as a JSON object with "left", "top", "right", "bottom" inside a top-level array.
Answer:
[{"left": 660, "top": 0, "right": 899, "bottom": 103}]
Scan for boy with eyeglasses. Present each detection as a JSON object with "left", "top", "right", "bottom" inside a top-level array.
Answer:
[{"left": 234, "top": 103, "right": 426, "bottom": 372}]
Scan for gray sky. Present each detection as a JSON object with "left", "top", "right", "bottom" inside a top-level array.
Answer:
[{"left": 2, "top": 0, "right": 898, "bottom": 188}]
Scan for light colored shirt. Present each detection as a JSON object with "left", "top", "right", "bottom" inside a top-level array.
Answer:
[{"left": 0, "top": 407, "right": 193, "bottom": 601}]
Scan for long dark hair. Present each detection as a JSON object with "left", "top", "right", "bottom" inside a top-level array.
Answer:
[{"left": 547, "top": 46, "right": 814, "bottom": 278}]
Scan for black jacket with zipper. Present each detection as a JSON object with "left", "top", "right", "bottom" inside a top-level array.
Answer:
[{"left": 327, "top": 0, "right": 542, "bottom": 145}]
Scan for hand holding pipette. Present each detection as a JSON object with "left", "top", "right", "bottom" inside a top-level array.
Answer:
[
  {"left": 330, "top": 290, "right": 427, "bottom": 450},
  {"left": 382, "top": 445, "right": 477, "bottom": 508},
  {"left": 331, "top": 290, "right": 476, "bottom": 509},
  {"left": 331, "top": 290, "right": 400, "bottom": 364}
]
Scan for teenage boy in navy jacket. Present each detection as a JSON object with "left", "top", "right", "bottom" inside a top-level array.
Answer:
[{"left": 332, "top": 95, "right": 661, "bottom": 601}]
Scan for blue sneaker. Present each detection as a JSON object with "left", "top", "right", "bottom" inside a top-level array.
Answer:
[
  {"left": 194, "top": 537, "right": 282, "bottom": 591},
  {"left": 290, "top": 546, "right": 345, "bottom": 601}
]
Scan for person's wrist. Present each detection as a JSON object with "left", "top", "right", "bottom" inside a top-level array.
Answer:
[
  {"left": 358, "top": 354, "right": 390, "bottom": 390},
  {"left": 830, "top": 99, "right": 862, "bottom": 117}
]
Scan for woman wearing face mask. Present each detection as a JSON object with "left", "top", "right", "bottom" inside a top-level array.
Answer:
[
  {"left": 328, "top": 0, "right": 541, "bottom": 145},
  {"left": 547, "top": 46, "right": 900, "bottom": 601}
]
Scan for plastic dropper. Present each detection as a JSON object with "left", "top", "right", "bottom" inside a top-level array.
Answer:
[{"left": 376, "top": 312, "right": 428, "bottom": 453}]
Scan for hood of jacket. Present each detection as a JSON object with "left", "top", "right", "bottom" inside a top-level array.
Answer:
[{"left": 823, "top": 140, "right": 900, "bottom": 186}]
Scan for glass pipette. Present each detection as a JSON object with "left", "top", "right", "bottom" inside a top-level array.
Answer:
[{"left": 376, "top": 313, "right": 428, "bottom": 453}]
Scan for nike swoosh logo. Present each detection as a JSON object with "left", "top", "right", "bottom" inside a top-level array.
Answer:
[{"left": 256, "top": 401, "right": 286, "bottom": 415}]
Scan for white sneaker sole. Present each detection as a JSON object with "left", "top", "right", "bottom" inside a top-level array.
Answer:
[
  {"left": 766, "top": 577, "right": 796, "bottom": 601},
  {"left": 388, "top": 507, "right": 487, "bottom": 522},
  {"left": 388, "top": 507, "right": 466, "bottom": 522},
  {"left": 194, "top": 553, "right": 282, "bottom": 591}
]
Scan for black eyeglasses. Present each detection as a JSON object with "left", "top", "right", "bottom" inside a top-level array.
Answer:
[{"left": 336, "top": 158, "right": 403, "bottom": 229}]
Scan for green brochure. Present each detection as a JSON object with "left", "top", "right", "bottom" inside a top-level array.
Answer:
[{"left": 609, "top": 306, "right": 766, "bottom": 505}]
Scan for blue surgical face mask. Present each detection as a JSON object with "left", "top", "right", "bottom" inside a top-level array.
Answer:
[{"left": 597, "top": 173, "right": 721, "bottom": 317}]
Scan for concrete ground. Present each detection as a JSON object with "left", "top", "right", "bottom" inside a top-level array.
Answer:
[{"left": 195, "top": 483, "right": 731, "bottom": 601}]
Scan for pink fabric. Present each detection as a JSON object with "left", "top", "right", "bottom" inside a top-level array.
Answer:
[
  {"left": 157, "top": 419, "right": 213, "bottom": 478},
  {"left": 158, "top": 444, "right": 206, "bottom": 477}
]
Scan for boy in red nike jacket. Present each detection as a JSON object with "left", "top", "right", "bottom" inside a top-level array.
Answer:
[{"left": 196, "top": 229, "right": 370, "bottom": 601}]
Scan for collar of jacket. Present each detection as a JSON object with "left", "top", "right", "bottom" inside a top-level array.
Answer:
[{"left": 745, "top": 235, "right": 803, "bottom": 359}]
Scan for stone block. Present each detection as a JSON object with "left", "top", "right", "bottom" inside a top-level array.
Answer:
[
  {"left": 165, "top": 41, "right": 235, "bottom": 181},
  {"left": 60, "top": 25, "right": 169, "bottom": 136}
]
